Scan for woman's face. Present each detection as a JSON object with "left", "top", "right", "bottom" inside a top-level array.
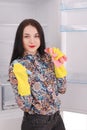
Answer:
[{"left": 23, "top": 25, "right": 40, "bottom": 55}]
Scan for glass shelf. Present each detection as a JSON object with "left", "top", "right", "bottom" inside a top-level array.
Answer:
[
  {"left": 60, "top": 25, "right": 87, "bottom": 32},
  {"left": 67, "top": 73, "right": 87, "bottom": 84},
  {"left": 60, "top": 2, "right": 87, "bottom": 11}
]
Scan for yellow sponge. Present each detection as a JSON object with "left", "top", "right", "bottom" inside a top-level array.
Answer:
[{"left": 13, "top": 63, "right": 31, "bottom": 96}]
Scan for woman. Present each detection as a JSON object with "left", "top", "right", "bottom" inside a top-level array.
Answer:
[{"left": 9, "top": 19, "right": 67, "bottom": 130}]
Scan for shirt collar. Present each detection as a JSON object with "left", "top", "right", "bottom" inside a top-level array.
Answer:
[{"left": 23, "top": 52, "right": 40, "bottom": 59}]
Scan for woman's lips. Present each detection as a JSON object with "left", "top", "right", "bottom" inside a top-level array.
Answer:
[{"left": 29, "top": 45, "right": 35, "bottom": 48}]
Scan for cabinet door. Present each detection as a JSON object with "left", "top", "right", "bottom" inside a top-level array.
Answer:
[{"left": 60, "top": 0, "right": 87, "bottom": 114}]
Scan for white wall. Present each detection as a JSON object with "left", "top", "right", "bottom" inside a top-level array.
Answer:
[
  {"left": 32, "top": 0, "right": 61, "bottom": 47},
  {"left": 0, "top": 2, "right": 36, "bottom": 78}
]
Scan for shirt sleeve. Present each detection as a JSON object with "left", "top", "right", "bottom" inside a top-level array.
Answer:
[
  {"left": 57, "top": 77, "right": 67, "bottom": 94},
  {"left": 9, "top": 64, "right": 33, "bottom": 112}
]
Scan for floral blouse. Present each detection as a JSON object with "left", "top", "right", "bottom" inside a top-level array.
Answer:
[{"left": 9, "top": 52, "right": 66, "bottom": 115}]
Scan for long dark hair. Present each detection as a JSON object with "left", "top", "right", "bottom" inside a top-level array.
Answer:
[{"left": 10, "top": 19, "right": 46, "bottom": 64}]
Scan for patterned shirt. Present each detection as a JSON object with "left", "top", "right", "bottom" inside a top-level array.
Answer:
[{"left": 9, "top": 52, "right": 66, "bottom": 115}]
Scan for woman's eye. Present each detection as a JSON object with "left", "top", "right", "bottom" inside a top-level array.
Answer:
[{"left": 24, "top": 35, "right": 29, "bottom": 38}]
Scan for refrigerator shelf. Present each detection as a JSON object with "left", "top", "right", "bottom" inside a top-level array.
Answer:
[
  {"left": 60, "top": 1, "right": 87, "bottom": 11},
  {"left": 67, "top": 73, "right": 87, "bottom": 84},
  {"left": 60, "top": 25, "right": 87, "bottom": 32}
]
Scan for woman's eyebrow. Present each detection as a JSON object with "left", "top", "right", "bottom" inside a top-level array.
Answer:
[
  {"left": 23, "top": 32, "right": 39, "bottom": 36},
  {"left": 24, "top": 33, "right": 30, "bottom": 35}
]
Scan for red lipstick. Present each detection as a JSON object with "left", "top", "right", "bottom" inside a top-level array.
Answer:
[{"left": 29, "top": 45, "right": 35, "bottom": 48}]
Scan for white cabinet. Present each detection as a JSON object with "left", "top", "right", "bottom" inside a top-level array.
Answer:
[
  {"left": 60, "top": 0, "right": 87, "bottom": 83},
  {"left": 60, "top": 0, "right": 87, "bottom": 114}
]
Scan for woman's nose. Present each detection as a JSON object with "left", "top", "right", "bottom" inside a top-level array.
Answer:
[{"left": 29, "top": 37, "right": 34, "bottom": 43}]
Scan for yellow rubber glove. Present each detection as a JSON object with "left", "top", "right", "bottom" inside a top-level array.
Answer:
[
  {"left": 52, "top": 47, "right": 67, "bottom": 78},
  {"left": 13, "top": 63, "right": 31, "bottom": 96},
  {"left": 45, "top": 47, "right": 67, "bottom": 78},
  {"left": 55, "top": 64, "right": 67, "bottom": 78}
]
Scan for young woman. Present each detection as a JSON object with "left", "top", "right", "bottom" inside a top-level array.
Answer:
[{"left": 9, "top": 19, "right": 67, "bottom": 130}]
